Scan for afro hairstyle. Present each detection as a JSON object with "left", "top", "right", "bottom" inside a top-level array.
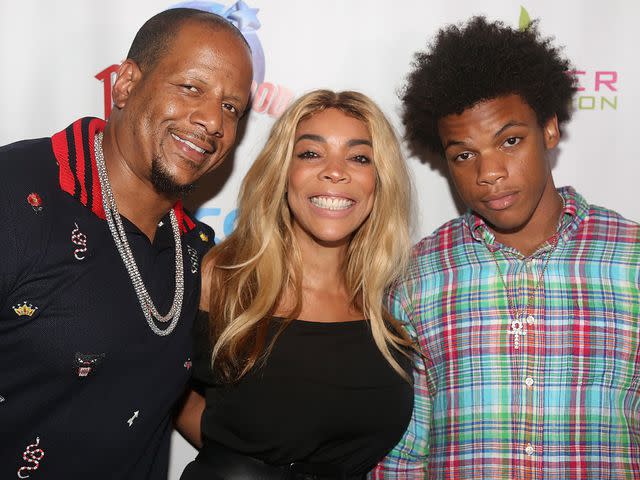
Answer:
[{"left": 401, "top": 16, "right": 578, "bottom": 157}]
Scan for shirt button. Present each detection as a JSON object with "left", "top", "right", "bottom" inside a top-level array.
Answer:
[
  {"left": 525, "top": 377, "right": 534, "bottom": 387},
  {"left": 525, "top": 443, "right": 535, "bottom": 455},
  {"left": 526, "top": 315, "right": 535, "bottom": 325}
]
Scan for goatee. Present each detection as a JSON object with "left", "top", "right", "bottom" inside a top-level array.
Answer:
[{"left": 150, "top": 157, "right": 195, "bottom": 197}]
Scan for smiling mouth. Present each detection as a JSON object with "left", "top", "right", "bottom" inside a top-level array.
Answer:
[
  {"left": 310, "top": 196, "right": 355, "bottom": 211},
  {"left": 171, "top": 133, "right": 212, "bottom": 155}
]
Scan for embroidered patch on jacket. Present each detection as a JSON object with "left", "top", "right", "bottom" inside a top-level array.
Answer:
[
  {"left": 186, "top": 245, "right": 199, "bottom": 274},
  {"left": 75, "top": 352, "right": 105, "bottom": 378},
  {"left": 184, "top": 358, "right": 192, "bottom": 371},
  {"left": 26, "top": 193, "right": 43, "bottom": 213},
  {"left": 12, "top": 302, "right": 38, "bottom": 318},
  {"left": 71, "top": 223, "right": 88, "bottom": 261},
  {"left": 198, "top": 231, "right": 209, "bottom": 242},
  {"left": 17, "top": 436, "right": 44, "bottom": 479},
  {"left": 127, "top": 410, "right": 140, "bottom": 427}
]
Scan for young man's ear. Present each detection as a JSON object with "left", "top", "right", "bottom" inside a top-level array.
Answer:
[
  {"left": 544, "top": 114, "right": 560, "bottom": 149},
  {"left": 111, "top": 59, "right": 143, "bottom": 109}
]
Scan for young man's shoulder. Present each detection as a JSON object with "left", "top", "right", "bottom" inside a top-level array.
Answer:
[
  {"left": 401, "top": 215, "right": 470, "bottom": 280},
  {"left": 582, "top": 202, "right": 640, "bottom": 248},
  {"left": 413, "top": 215, "right": 469, "bottom": 257}
]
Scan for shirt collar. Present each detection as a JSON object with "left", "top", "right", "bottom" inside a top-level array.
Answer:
[
  {"left": 463, "top": 186, "right": 589, "bottom": 251},
  {"left": 51, "top": 117, "right": 196, "bottom": 235}
]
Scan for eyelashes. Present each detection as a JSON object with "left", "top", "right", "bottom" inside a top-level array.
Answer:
[
  {"left": 297, "top": 150, "right": 319, "bottom": 159},
  {"left": 295, "top": 150, "right": 372, "bottom": 164},
  {"left": 451, "top": 136, "right": 524, "bottom": 162}
]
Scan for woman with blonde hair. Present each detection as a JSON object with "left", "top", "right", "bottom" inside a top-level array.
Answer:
[{"left": 178, "top": 89, "right": 415, "bottom": 479}]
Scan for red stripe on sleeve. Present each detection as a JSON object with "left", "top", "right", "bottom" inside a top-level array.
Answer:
[
  {"left": 73, "top": 120, "right": 88, "bottom": 206},
  {"left": 51, "top": 129, "right": 75, "bottom": 196}
]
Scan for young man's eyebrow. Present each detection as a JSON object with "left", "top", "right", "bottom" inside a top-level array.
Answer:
[
  {"left": 494, "top": 121, "right": 528, "bottom": 138},
  {"left": 443, "top": 139, "right": 466, "bottom": 150}
]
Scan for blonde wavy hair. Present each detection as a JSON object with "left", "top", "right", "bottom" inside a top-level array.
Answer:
[{"left": 205, "top": 89, "right": 414, "bottom": 382}]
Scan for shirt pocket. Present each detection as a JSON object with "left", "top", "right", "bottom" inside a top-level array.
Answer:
[{"left": 569, "top": 300, "right": 639, "bottom": 390}]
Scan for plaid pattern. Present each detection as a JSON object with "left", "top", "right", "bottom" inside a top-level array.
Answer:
[{"left": 372, "top": 187, "right": 640, "bottom": 479}]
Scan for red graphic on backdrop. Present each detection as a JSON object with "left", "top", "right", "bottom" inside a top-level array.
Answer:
[
  {"left": 568, "top": 69, "right": 620, "bottom": 111},
  {"left": 95, "top": 65, "right": 119, "bottom": 119}
]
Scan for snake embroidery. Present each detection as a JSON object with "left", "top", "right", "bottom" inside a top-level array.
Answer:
[
  {"left": 71, "top": 223, "right": 88, "bottom": 261},
  {"left": 17, "top": 436, "right": 44, "bottom": 478}
]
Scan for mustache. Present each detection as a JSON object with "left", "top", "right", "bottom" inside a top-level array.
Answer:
[{"left": 170, "top": 128, "right": 217, "bottom": 154}]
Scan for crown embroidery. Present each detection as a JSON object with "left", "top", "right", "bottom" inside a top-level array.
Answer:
[{"left": 13, "top": 302, "right": 38, "bottom": 317}]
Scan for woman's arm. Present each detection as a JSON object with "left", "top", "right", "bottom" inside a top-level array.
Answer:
[
  {"left": 175, "top": 255, "right": 214, "bottom": 448},
  {"left": 175, "top": 388, "right": 205, "bottom": 449}
]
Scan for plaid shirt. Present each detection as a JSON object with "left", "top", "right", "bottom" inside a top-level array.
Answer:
[{"left": 372, "top": 187, "right": 640, "bottom": 479}]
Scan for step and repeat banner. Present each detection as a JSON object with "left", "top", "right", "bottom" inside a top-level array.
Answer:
[{"left": 1, "top": 0, "right": 638, "bottom": 477}]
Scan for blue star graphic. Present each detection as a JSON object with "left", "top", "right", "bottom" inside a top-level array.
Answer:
[{"left": 225, "top": 0, "right": 260, "bottom": 31}]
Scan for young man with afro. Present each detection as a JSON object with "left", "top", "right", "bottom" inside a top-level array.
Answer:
[{"left": 373, "top": 16, "right": 640, "bottom": 479}]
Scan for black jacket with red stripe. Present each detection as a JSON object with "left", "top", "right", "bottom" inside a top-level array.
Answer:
[{"left": 0, "top": 118, "right": 214, "bottom": 479}]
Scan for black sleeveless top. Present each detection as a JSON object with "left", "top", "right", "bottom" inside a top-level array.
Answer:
[{"left": 190, "top": 311, "right": 413, "bottom": 476}]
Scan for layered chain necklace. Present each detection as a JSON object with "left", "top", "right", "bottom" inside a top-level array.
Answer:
[
  {"left": 489, "top": 233, "right": 559, "bottom": 349},
  {"left": 94, "top": 132, "right": 184, "bottom": 336}
]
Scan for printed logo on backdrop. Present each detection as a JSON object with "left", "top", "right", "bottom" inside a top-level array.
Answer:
[
  {"left": 95, "top": 1, "right": 295, "bottom": 120},
  {"left": 519, "top": 6, "right": 620, "bottom": 112}
]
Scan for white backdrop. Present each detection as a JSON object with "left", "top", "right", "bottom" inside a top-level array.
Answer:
[{"left": 1, "top": 0, "right": 638, "bottom": 477}]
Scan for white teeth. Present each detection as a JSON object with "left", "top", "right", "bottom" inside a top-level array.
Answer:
[
  {"left": 310, "top": 196, "right": 354, "bottom": 210},
  {"left": 171, "top": 133, "right": 206, "bottom": 154}
]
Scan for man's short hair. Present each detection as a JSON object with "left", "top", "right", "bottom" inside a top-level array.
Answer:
[
  {"left": 126, "top": 7, "right": 249, "bottom": 72},
  {"left": 402, "top": 16, "right": 577, "bottom": 156}
]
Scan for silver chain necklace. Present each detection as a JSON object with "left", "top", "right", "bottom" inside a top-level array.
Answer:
[
  {"left": 488, "top": 233, "right": 559, "bottom": 349},
  {"left": 94, "top": 132, "right": 184, "bottom": 336}
]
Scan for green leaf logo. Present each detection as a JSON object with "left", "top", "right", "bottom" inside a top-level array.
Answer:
[{"left": 519, "top": 6, "right": 532, "bottom": 31}]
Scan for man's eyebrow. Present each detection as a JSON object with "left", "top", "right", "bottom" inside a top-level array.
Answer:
[
  {"left": 494, "top": 121, "right": 527, "bottom": 138},
  {"left": 225, "top": 94, "right": 245, "bottom": 103},
  {"left": 443, "top": 121, "right": 528, "bottom": 150},
  {"left": 443, "top": 139, "right": 466, "bottom": 150},
  {"left": 183, "top": 71, "right": 246, "bottom": 104}
]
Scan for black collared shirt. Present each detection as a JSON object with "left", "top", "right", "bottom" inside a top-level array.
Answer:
[{"left": 0, "top": 118, "right": 214, "bottom": 479}]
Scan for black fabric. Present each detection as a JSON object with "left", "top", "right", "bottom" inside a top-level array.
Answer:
[
  {"left": 189, "top": 311, "right": 414, "bottom": 477},
  {"left": 0, "top": 134, "right": 215, "bottom": 479},
  {"left": 181, "top": 441, "right": 365, "bottom": 480}
]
